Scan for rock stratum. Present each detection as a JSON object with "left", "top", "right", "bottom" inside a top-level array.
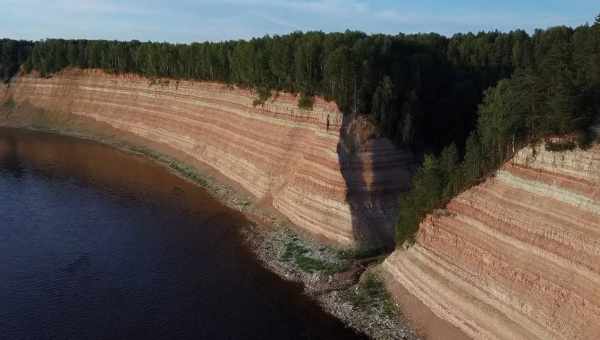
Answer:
[
  {"left": 2, "top": 69, "right": 413, "bottom": 248},
  {"left": 384, "top": 142, "right": 600, "bottom": 339}
]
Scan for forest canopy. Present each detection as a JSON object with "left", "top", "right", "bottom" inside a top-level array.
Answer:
[
  {"left": 396, "top": 18, "right": 600, "bottom": 245},
  {"left": 2, "top": 23, "right": 598, "bottom": 153}
]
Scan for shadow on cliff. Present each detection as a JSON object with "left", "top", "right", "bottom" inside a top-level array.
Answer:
[{"left": 338, "top": 114, "right": 414, "bottom": 252}]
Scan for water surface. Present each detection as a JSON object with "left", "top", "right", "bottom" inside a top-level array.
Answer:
[{"left": 0, "top": 128, "right": 365, "bottom": 340}]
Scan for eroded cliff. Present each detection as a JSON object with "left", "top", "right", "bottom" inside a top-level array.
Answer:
[
  {"left": 383, "top": 142, "right": 600, "bottom": 339},
  {"left": 2, "top": 69, "right": 413, "bottom": 248}
]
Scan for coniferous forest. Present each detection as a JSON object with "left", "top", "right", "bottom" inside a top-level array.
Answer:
[{"left": 1, "top": 15, "right": 599, "bottom": 244}]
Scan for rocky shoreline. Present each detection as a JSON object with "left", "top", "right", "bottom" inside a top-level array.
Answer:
[
  {"left": 0, "top": 106, "right": 418, "bottom": 340},
  {"left": 243, "top": 225, "right": 418, "bottom": 340}
]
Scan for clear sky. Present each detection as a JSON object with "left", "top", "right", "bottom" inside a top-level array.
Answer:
[{"left": 2, "top": 0, "right": 598, "bottom": 43}]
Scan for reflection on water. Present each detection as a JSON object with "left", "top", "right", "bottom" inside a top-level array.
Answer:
[{"left": 0, "top": 128, "right": 365, "bottom": 340}]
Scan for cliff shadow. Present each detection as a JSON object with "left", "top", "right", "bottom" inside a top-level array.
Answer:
[{"left": 338, "top": 114, "right": 414, "bottom": 251}]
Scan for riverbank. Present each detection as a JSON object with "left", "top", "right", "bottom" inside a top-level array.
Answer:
[{"left": 0, "top": 104, "right": 418, "bottom": 340}]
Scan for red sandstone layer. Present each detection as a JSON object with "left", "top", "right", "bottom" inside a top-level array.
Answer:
[
  {"left": 384, "top": 143, "right": 600, "bottom": 339},
  {"left": 2, "top": 69, "right": 413, "bottom": 247}
]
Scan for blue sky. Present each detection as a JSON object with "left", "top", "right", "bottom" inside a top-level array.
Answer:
[{"left": 2, "top": 0, "right": 598, "bottom": 42}]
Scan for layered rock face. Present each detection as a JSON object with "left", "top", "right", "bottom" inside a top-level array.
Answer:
[
  {"left": 3, "top": 69, "right": 413, "bottom": 247},
  {"left": 384, "top": 143, "right": 600, "bottom": 339}
]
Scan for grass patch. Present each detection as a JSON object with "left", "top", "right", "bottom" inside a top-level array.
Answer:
[
  {"left": 280, "top": 237, "right": 347, "bottom": 274},
  {"left": 297, "top": 93, "right": 314, "bottom": 110},
  {"left": 349, "top": 273, "right": 396, "bottom": 317}
]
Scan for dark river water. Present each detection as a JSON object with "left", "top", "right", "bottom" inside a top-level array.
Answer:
[{"left": 0, "top": 128, "right": 365, "bottom": 340}]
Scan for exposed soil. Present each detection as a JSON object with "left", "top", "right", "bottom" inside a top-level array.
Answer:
[{"left": 378, "top": 266, "right": 468, "bottom": 340}]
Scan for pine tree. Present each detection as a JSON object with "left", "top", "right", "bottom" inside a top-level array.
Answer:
[
  {"left": 439, "top": 143, "right": 459, "bottom": 199},
  {"left": 462, "top": 133, "right": 484, "bottom": 183},
  {"left": 371, "top": 76, "right": 394, "bottom": 126}
]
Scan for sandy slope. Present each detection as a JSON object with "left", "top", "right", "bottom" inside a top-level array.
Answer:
[
  {"left": 383, "top": 143, "right": 600, "bottom": 339},
  {"left": 1, "top": 69, "right": 413, "bottom": 248}
]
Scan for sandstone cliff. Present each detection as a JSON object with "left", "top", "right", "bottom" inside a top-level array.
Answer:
[
  {"left": 383, "top": 142, "right": 600, "bottom": 339},
  {"left": 2, "top": 69, "right": 413, "bottom": 248}
]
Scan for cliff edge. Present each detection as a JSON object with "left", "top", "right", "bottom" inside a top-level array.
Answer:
[
  {"left": 1, "top": 69, "right": 413, "bottom": 248},
  {"left": 383, "top": 142, "right": 600, "bottom": 339}
]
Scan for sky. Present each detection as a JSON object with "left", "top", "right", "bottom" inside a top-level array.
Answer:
[{"left": 1, "top": 0, "right": 598, "bottom": 43}]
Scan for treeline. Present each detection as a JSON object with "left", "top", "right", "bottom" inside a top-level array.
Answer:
[
  {"left": 15, "top": 22, "right": 599, "bottom": 154},
  {"left": 12, "top": 30, "right": 532, "bottom": 152},
  {"left": 396, "top": 17, "right": 600, "bottom": 243},
  {"left": 0, "top": 39, "right": 33, "bottom": 81}
]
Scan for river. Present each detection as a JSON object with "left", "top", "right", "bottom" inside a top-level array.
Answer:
[{"left": 0, "top": 127, "right": 365, "bottom": 340}]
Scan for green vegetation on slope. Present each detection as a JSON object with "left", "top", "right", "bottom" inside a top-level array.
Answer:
[
  {"left": 281, "top": 236, "right": 348, "bottom": 274},
  {"left": 347, "top": 273, "right": 396, "bottom": 318},
  {"left": 0, "top": 29, "right": 534, "bottom": 152},
  {"left": 396, "top": 17, "right": 600, "bottom": 244}
]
